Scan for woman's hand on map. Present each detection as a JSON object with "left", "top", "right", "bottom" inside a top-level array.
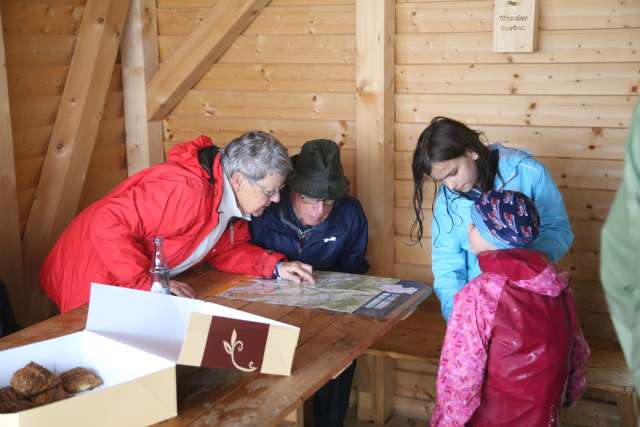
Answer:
[
  {"left": 169, "top": 280, "right": 196, "bottom": 298},
  {"left": 277, "top": 261, "right": 315, "bottom": 284}
]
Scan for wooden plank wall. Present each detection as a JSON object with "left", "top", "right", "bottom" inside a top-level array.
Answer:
[
  {"left": 2, "top": 0, "right": 127, "bottom": 242},
  {"left": 392, "top": 0, "right": 640, "bottom": 345},
  {"left": 390, "top": 1, "right": 639, "bottom": 424},
  {"left": 0, "top": 9, "right": 24, "bottom": 319},
  {"left": 157, "top": 0, "right": 639, "bottom": 345},
  {"left": 157, "top": 0, "right": 358, "bottom": 187}
]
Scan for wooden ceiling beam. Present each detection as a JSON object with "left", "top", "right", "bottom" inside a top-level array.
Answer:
[
  {"left": 0, "top": 10, "right": 25, "bottom": 323},
  {"left": 146, "top": 0, "right": 270, "bottom": 122},
  {"left": 121, "top": 0, "right": 164, "bottom": 175},
  {"left": 22, "top": 0, "right": 130, "bottom": 324}
]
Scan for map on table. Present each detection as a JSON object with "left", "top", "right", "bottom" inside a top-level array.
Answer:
[{"left": 219, "top": 271, "right": 431, "bottom": 318}]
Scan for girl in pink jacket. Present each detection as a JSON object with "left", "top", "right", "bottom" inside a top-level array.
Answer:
[{"left": 431, "top": 190, "right": 590, "bottom": 427}]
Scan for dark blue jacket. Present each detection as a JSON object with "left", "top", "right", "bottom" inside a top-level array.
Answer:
[{"left": 250, "top": 190, "right": 369, "bottom": 274}]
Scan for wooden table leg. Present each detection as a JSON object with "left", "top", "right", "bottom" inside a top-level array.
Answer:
[
  {"left": 281, "top": 399, "right": 314, "bottom": 427},
  {"left": 356, "top": 353, "right": 394, "bottom": 424}
]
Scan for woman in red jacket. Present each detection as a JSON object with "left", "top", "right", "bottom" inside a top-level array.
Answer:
[{"left": 40, "top": 131, "right": 313, "bottom": 313}]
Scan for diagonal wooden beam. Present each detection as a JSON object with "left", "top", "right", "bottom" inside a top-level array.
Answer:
[
  {"left": 356, "top": 0, "right": 395, "bottom": 277},
  {"left": 121, "top": 0, "right": 164, "bottom": 175},
  {"left": 22, "top": 0, "right": 130, "bottom": 324},
  {"left": 0, "top": 10, "right": 25, "bottom": 323},
  {"left": 146, "top": 0, "right": 270, "bottom": 121}
]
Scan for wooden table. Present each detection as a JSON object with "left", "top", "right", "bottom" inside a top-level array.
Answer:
[{"left": 0, "top": 266, "right": 431, "bottom": 427}]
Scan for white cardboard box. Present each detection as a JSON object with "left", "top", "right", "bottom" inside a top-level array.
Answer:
[{"left": 0, "top": 284, "right": 300, "bottom": 426}]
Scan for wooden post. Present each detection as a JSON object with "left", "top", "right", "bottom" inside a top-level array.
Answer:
[
  {"left": 614, "top": 389, "right": 640, "bottom": 427},
  {"left": 372, "top": 354, "right": 394, "bottom": 424},
  {"left": 356, "top": 0, "right": 395, "bottom": 277},
  {"left": 356, "top": 354, "right": 394, "bottom": 423},
  {"left": 121, "top": 0, "right": 163, "bottom": 175},
  {"left": 22, "top": 0, "right": 130, "bottom": 324},
  {"left": 356, "top": 354, "right": 374, "bottom": 421},
  {"left": 283, "top": 406, "right": 305, "bottom": 426},
  {"left": 146, "top": 0, "right": 270, "bottom": 121},
  {"left": 0, "top": 11, "right": 25, "bottom": 322}
]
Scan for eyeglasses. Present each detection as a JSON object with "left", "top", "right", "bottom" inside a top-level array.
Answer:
[
  {"left": 300, "top": 194, "right": 335, "bottom": 208},
  {"left": 252, "top": 180, "right": 284, "bottom": 199}
]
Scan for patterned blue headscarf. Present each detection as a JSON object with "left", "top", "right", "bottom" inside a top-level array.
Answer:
[{"left": 471, "top": 190, "right": 540, "bottom": 249}]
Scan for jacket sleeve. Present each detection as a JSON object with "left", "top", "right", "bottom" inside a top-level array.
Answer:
[
  {"left": 206, "top": 219, "right": 286, "bottom": 278},
  {"left": 564, "top": 287, "right": 590, "bottom": 406},
  {"left": 90, "top": 179, "right": 208, "bottom": 291},
  {"left": 526, "top": 158, "right": 574, "bottom": 262},
  {"left": 337, "top": 201, "right": 370, "bottom": 274},
  {"left": 431, "top": 190, "right": 468, "bottom": 321},
  {"left": 600, "top": 100, "right": 640, "bottom": 391},
  {"left": 431, "top": 275, "right": 498, "bottom": 427}
]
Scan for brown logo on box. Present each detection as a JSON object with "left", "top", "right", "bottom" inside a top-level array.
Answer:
[{"left": 201, "top": 316, "right": 269, "bottom": 372}]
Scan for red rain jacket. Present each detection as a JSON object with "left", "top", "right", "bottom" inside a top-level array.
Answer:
[{"left": 40, "top": 136, "right": 285, "bottom": 313}]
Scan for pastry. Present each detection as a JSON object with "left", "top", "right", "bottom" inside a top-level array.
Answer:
[
  {"left": 27, "top": 385, "right": 67, "bottom": 406},
  {"left": 0, "top": 386, "right": 32, "bottom": 413},
  {"left": 60, "top": 367, "right": 103, "bottom": 394},
  {"left": 3, "top": 362, "right": 103, "bottom": 413},
  {"left": 10, "top": 362, "right": 61, "bottom": 397}
]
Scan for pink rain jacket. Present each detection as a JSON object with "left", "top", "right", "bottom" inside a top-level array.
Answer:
[{"left": 431, "top": 249, "right": 590, "bottom": 427}]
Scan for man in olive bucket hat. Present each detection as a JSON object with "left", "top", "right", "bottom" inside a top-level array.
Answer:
[{"left": 251, "top": 138, "right": 369, "bottom": 427}]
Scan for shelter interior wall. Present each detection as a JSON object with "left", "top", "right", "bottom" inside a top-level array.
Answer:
[
  {"left": 2, "top": 0, "right": 127, "bottom": 236},
  {"left": 392, "top": 0, "right": 639, "bottom": 344},
  {"left": 5, "top": 0, "right": 639, "bottom": 342},
  {"left": 160, "top": 0, "right": 640, "bottom": 344},
  {"left": 158, "top": 0, "right": 358, "bottom": 190}
]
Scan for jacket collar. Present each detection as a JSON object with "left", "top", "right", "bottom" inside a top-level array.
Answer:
[
  {"left": 219, "top": 171, "right": 250, "bottom": 220},
  {"left": 277, "top": 190, "right": 308, "bottom": 239},
  {"left": 478, "top": 249, "right": 569, "bottom": 297},
  {"left": 491, "top": 143, "right": 532, "bottom": 189},
  {"left": 166, "top": 135, "right": 222, "bottom": 185},
  {"left": 197, "top": 144, "right": 221, "bottom": 185},
  {"left": 166, "top": 135, "right": 225, "bottom": 212}
]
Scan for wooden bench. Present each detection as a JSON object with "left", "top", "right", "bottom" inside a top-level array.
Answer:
[{"left": 356, "top": 301, "right": 639, "bottom": 427}]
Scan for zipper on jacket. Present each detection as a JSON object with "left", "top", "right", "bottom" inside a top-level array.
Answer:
[
  {"left": 276, "top": 204, "right": 314, "bottom": 255},
  {"left": 297, "top": 228, "right": 315, "bottom": 255}
]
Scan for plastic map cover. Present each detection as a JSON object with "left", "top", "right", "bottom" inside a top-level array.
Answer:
[{"left": 219, "top": 271, "right": 429, "bottom": 318}]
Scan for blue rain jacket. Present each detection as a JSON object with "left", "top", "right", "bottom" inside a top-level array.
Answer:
[
  {"left": 431, "top": 144, "right": 574, "bottom": 320},
  {"left": 250, "top": 189, "right": 369, "bottom": 274}
]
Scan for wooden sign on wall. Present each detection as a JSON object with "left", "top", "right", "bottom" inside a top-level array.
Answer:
[{"left": 493, "top": 0, "right": 539, "bottom": 52}]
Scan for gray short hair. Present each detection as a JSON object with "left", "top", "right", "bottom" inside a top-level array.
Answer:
[{"left": 221, "top": 131, "right": 292, "bottom": 181}]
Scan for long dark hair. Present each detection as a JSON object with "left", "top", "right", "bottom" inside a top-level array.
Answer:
[{"left": 411, "top": 116, "right": 499, "bottom": 243}]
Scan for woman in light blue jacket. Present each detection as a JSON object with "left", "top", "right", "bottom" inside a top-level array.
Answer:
[{"left": 411, "top": 117, "right": 573, "bottom": 320}]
